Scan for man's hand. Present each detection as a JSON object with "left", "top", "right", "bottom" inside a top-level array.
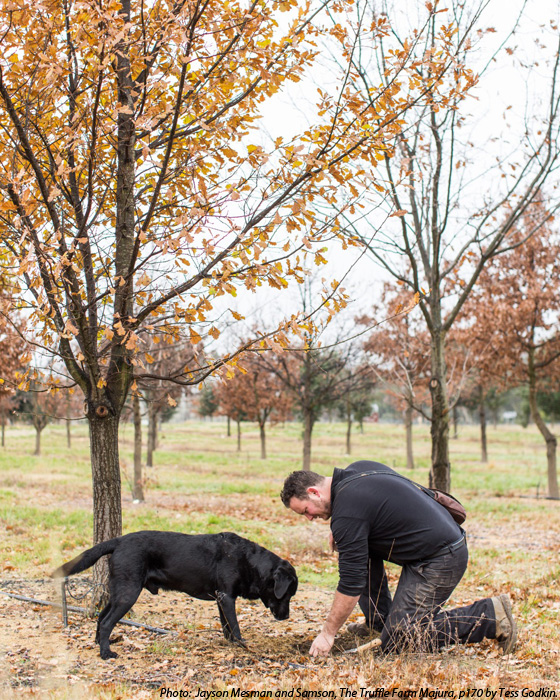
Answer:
[
  {"left": 309, "top": 631, "right": 335, "bottom": 657},
  {"left": 309, "top": 591, "right": 360, "bottom": 658}
]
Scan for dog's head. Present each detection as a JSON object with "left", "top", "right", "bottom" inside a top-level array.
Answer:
[{"left": 262, "top": 560, "right": 298, "bottom": 620}]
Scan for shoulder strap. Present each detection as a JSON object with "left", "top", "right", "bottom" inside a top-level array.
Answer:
[
  {"left": 335, "top": 470, "right": 435, "bottom": 500},
  {"left": 334, "top": 470, "right": 466, "bottom": 525}
]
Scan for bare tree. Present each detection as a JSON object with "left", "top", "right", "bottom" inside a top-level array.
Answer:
[{"left": 342, "top": 0, "right": 560, "bottom": 489}]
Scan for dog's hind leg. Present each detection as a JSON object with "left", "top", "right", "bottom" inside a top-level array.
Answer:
[
  {"left": 215, "top": 592, "right": 245, "bottom": 646},
  {"left": 95, "top": 602, "right": 112, "bottom": 644},
  {"left": 97, "top": 585, "right": 142, "bottom": 660}
]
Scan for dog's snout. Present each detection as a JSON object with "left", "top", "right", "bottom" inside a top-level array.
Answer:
[{"left": 270, "top": 601, "right": 290, "bottom": 620}]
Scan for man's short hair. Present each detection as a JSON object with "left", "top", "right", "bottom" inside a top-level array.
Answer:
[{"left": 280, "top": 470, "right": 324, "bottom": 507}]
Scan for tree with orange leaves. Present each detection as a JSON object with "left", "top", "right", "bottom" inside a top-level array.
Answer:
[
  {"left": 0, "top": 279, "right": 27, "bottom": 446},
  {"left": 463, "top": 201, "right": 560, "bottom": 499},
  {"left": 449, "top": 340, "right": 503, "bottom": 464},
  {"left": 216, "top": 353, "right": 292, "bottom": 459},
  {"left": 0, "top": 0, "right": 474, "bottom": 592},
  {"left": 360, "top": 284, "right": 431, "bottom": 471},
  {"left": 216, "top": 373, "right": 250, "bottom": 453},
  {"left": 134, "top": 339, "right": 195, "bottom": 467},
  {"left": 243, "top": 355, "right": 294, "bottom": 460}
]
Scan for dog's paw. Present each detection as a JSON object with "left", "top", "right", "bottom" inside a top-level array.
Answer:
[{"left": 100, "top": 650, "right": 118, "bottom": 660}]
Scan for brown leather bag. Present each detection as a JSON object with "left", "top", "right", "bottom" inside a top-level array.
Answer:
[{"left": 430, "top": 489, "right": 466, "bottom": 525}]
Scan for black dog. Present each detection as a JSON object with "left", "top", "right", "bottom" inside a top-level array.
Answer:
[{"left": 52, "top": 530, "right": 298, "bottom": 659}]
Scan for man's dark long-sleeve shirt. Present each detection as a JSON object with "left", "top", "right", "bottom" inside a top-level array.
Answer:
[{"left": 331, "top": 460, "right": 463, "bottom": 597}]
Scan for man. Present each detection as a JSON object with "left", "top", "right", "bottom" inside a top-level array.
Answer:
[{"left": 281, "top": 460, "right": 517, "bottom": 657}]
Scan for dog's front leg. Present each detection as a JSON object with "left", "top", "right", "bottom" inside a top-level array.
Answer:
[{"left": 215, "top": 591, "right": 246, "bottom": 646}]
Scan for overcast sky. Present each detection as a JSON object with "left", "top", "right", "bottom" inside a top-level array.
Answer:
[{"left": 219, "top": 0, "right": 560, "bottom": 343}]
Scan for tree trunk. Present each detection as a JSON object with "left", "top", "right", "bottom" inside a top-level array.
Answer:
[
  {"left": 227, "top": 415, "right": 231, "bottom": 437},
  {"left": 259, "top": 422, "right": 267, "bottom": 459},
  {"left": 405, "top": 403, "right": 414, "bottom": 470},
  {"left": 132, "top": 393, "right": 144, "bottom": 502},
  {"left": 152, "top": 410, "right": 159, "bottom": 450},
  {"left": 146, "top": 401, "right": 155, "bottom": 467},
  {"left": 346, "top": 408, "right": 352, "bottom": 456},
  {"left": 452, "top": 403, "right": 458, "bottom": 439},
  {"left": 301, "top": 351, "right": 314, "bottom": 471},
  {"left": 528, "top": 355, "right": 559, "bottom": 499},
  {"left": 237, "top": 419, "right": 241, "bottom": 452},
  {"left": 88, "top": 412, "right": 122, "bottom": 605},
  {"left": 34, "top": 426, "right": 42, "bottom": 456},
  {"left": 66, "top": 394, "right": 72, "bottom": 448},
  {"left": 479, "top": 384, "right": 488, "bottom": 464},
  {"left": 1, "top": 417, "right": 4, "bottom": 448},
  {"left": 429, "top": 331, "right": 451, "bottom": 491},
  {"left": 302, "top": 408, "right": 314, "bottom": 471}
]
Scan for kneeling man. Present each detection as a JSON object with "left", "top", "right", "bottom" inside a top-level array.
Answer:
[{"left": 281, "top": 460, "right": 516, "bottom": 657}]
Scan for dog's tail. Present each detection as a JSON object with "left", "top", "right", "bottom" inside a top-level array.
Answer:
[{"left": 51, "top": 538, "right": 120, "bottom": 578}]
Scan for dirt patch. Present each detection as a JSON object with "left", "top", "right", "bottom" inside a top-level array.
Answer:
[
  {"left": 0, "top": 580, "right": 358, "bottom": 694},
  {"left": 1, "top": 515, "right": 560, "bottom": 697}
]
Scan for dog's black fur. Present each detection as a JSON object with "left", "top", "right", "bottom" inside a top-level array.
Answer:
[{"left": 52, "top": 530, "right": 298, "bottom": 659}]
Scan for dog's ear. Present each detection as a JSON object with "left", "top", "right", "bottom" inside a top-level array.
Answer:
[{"left": 273, "top": 566, "right": 292, "bottom": 599}]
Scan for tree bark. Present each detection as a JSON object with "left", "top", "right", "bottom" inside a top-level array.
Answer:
[
  {"left": 528, "top": 354, "right": 559, "bottom": 499},
  {"left": 147, "top": 401, "right": 155, "bottom": 467},
  {"left": 66, "top": 396, "right": 71, "bottom": 449},
  {"left": 301, "top": 350, "right": 314, "bottom": 471},
  {"left": 405, "top": 403, "right": 414, "bottom": 470},
  {"left": 132, "top": 393, "right": 144, "bottom": 502},
  {"left": 34, "top": 426, "right": 42, "bottom": 456},
  {"left": 452, "top": 403, "right": 458, "bottom": 439},
  {"left": 479, "top": 384, "right": 488, "bottom": 464},
  {"left": 88, "top": 411, "right": 122, "bottom": 604},
  {"left": 346, "top": 408, "right": 352, "bottom": 456},
  {"left": 152, "top": 410, "right": 159, "bottom": 451},
  {"left": 237, "top": 419, "right": 241, "bottom": 452},
  {"left": 302, "top": 408, "right": 314, "bottom": 471},
  {"left": 259, "top": 422, "right": 267, "bottom": 459},
  {"left": 429, "top": 331, "right": 451, "bottom": 491}
]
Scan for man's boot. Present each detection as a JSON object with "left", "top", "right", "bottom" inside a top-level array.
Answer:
[{"left": 492, "top": 594, "right": 517, "bottom": 654}]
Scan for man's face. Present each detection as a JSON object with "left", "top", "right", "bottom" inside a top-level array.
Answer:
[{"left": 289, "top": 488, "right": 331, "bottom": 521}]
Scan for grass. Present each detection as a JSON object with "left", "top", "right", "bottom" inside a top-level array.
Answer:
[
  {"left": 0, "top": 418, "right": 557, "bottom": 574},
  {"left": 0, "top": 418, "right": 559, "bottom": 697}
]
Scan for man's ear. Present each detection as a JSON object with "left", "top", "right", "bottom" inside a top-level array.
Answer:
[{"left": 307, "top": 486, "right": 320, "bottom": 498}]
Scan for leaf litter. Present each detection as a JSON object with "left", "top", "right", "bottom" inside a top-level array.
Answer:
[{"left": 1, "top": 483, "right": 560, "bottom": 697}]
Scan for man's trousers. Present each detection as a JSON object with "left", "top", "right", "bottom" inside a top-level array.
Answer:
[{"left": 359, "top": 540, "right": 496, "bottom": 652}]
